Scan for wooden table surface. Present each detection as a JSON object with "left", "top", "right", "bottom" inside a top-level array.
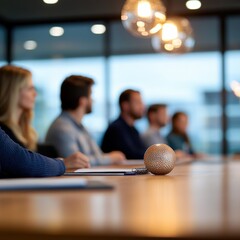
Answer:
[{"left": 0, "top": 156, "right": 240, "bottom": 239}]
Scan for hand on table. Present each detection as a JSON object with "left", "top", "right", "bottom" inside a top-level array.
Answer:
[
  {"left": 108, "top": 151, "right": 126, "bottom": 164},
  {"left": 63, "top": 152, "right": 90, "bottom": 169}
]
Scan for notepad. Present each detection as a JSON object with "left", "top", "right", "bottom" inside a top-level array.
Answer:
[
  {"left": 64, "top": 168, "right": 149, "bottom": 176},
  {"left": 0, "top": 178, "right": 113, "bottom": 191}
]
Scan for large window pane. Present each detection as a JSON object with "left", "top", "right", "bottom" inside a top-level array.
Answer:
[
  {"left": 109, "top": 52, "right": 221, "bottom": 154},
  {"left": 14, "top": 58, "right": 106, "bottom": 143},
  {"left": 226, "top": 16, "right": 240, "bottom": 154},
  {"left": 225, "top": 51, "right": 240, "bottom": 154}
]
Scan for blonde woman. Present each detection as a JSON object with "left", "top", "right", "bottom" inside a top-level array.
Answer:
[
  {"left": 0, "top": 65, "right": 90, "bottom": 170},
  {"left": 0, "top": 65, "right": 37, "bottom": 151}
]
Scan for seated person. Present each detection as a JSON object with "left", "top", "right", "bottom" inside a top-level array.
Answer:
[
  {"left": 45, "top": 75, "right": 125, "bottom": 166},
  {"left": 0, "top": 127, "right": 89, "bottom": 178},
  {"left": 101, "top": 89, "right": 147, "bottom": 159},
  {"left": 167, "top": 111, "right": 195, "bottom": 156},
  {"left": 0, "top": 65, "right": 90, "bottom": 169},
  {"left": 141, "top": 104, "right": 168, "bottom": 147},
  {"left": 0, "top": 65, "right": 38, "bottom": 151}
]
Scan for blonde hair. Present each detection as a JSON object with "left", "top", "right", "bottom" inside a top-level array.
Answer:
[{"left": 0, "top": 65, "right": 37, "bottom": 151}]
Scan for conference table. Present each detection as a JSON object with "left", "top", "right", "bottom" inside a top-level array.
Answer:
[{"left": 0, "top": 156, "right": 240, "bottom": 239}]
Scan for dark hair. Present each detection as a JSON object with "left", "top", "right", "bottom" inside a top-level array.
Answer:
[
  {"left": 172, "top": 111, "right": 187, "bottom": 125},
  {"left": 147, "top": 104, "right": 167, "bottom": 121},
  {"left": 60, "top": 75, "right": 94, "bottom": 111},
  {"left": 119, "top": 89, "right": 140, "bottom": 111},
  {"left": 171, "top": 111, "right": 189, "bottom": 143}
]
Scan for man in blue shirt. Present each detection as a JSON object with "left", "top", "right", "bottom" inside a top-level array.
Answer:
[{"left": 101, "top": 89, "right": 146, "bottom": 159}]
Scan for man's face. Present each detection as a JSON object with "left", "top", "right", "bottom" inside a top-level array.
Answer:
[
  {"left": 155, "top": 107, "right": 168, "bottom": 127},
  {"left": 128, "top": 92, "right": 145, "bottom": 120},
  {"left": 85, "top": 88, "right": 93, "bottom": 114}
]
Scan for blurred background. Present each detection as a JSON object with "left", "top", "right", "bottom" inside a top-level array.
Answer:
[{"left": 0, "top": 0, "right": 240, "bottom": 155}]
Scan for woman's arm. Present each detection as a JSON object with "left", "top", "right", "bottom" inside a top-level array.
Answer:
[{"left": 0, "top": 128, "right": 65, "bottom": 178}]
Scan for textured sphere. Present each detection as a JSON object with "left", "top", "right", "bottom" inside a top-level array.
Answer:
[{"left": 144, "top": 144, "right": 176, "bottom": 175}]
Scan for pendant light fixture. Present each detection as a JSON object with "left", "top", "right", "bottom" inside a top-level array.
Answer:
[
  {"left": 151, "top": 17, "right": 195, "bottom": 53},
  {"left": 121, "top": 0, "right": 166, "bottom": 38}
]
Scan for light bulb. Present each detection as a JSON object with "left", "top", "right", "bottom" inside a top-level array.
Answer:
[
  {"left": 152, "top": 17, "right": 195, "bottom": 53},
  {"left": 161, "top": 23, "right": 178, "bottom": 41},
  {"left": 43, "top": 0, "right": 58, "bottom": 4},
  {"left": 24, "top": 40, "right": 37, "bottom": 50},
  {"left": 137, "top": 1, "right": 151, "bottom": 18},
  {"left": 186, "top": 0, "right": 201, "bottom": 10},
  {"left": 121, "top": 0, "right": 166, "bottom": 38},
  {"left": 49, "top": 26, "right": 64, "bottom": 37},
  {"left": 91, "top": 24, "right": 106, "bottom": 34}
]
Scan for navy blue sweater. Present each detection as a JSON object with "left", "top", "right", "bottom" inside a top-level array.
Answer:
[
  {"left": 0, "top": 127, "right": 65, "bottom": 178},
  {"left": 101, "top": 116, "right": 146, "bottom": 159}
]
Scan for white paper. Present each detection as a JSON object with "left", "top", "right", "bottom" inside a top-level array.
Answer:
[
  {"left": 0, "top": 178, "right": 87, "bottom": 190},
  {"left": 74, "top": 168, "right": 135, "bottom": 173}
]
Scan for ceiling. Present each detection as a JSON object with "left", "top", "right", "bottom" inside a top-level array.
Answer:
[
  {"left": 0, "top": 0, "right": 240, "bottom": 61},
  {"left": 0, "top": 0, "right": 240, "bottom": 24}
]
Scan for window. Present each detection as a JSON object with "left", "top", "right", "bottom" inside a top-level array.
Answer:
[
  {"left": 226, "top": 16, "right": 240, "bottom": 154},
  {"left": 9, "top": 17, "right": 225, "bottom": 154},
  {"left": 13, "top": 22, "right": 106, "bottom": 142},
  {"left": 14, "top": 58, "right": 106, "bottom": 142},
  {"left": 109, "top": 52, "right": 221, "bottom": 154}
]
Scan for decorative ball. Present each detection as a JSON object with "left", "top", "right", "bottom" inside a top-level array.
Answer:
[{"left": 144, "top": 144, "right": 176, "bottom": 175}]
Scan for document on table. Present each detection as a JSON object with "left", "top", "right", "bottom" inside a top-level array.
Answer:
[
  {"left": 0, "top": 178, "right": 113, "bottom": 191},
  {"left": 64, "top": 168, "right": 149, "bottom": 176}
]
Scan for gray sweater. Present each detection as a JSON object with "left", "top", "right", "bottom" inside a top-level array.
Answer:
[{"left": 45, "top": 111, "right": 111, "bottom": 166}]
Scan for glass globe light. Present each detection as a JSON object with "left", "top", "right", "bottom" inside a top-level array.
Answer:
[
  {"left": 121, "top": 0, "right": 166, "bottom": 38},
  {"left": 152, "top": 17, "right": 195, "bottom": 53}
]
